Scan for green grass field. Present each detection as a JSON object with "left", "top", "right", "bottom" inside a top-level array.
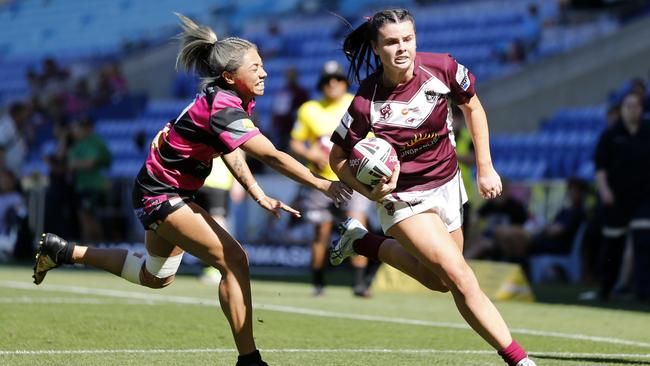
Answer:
[{"left": 1, "top": 265, "right": 649, "bottom": 366}]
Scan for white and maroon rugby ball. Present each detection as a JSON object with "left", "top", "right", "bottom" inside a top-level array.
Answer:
[{"left": 349, "top": 137, "right": 398, "bottom": 186}]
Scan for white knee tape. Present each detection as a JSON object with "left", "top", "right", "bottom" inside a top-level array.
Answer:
[
  {"left": 121, "top": 251, "right": 146, "bottom": 284},
  {"left": 145, "top": 253, "right": 184, "bottom": 278}
]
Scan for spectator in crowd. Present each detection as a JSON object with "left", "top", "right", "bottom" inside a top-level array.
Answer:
[
  {"left": 94, "top": 62, "right": 128, "bottom": 106},
  {"left": 67, "top": 116, "right": 112, "bottom": 242},
  {"left": 62, "top": 78, "right": 94, "bottom": 117},
  {"left": 257, "top": 23, "right": 284, "bottom": 59},
  {"left": 527, "top": 178, "right": 589, "bottom": 257},
  {"left": 0, "top": 102, "right": 29, "bottom": 176},
  {"left": 290, "top": 60, "right": 374, "bottom": 297},
  {"left": 594, "top": 91, "right": 650, "bottom": 301},
  {"left": 43, "top": 121, "right": 77, "bottom": 239},
  {"left": 465, "top": 182, "right": 529, "bottom": 261},
  {"left": 520, "top": 3, "right": 542, "bottom": 58},
  {"left": 271, "top": 67, "right": 309, "bottom": 152},
  {"left": 630, "top": 77, "right": 650, "bottom": 112},
  {"left": 0, "top": 168, "right": 26, "bottom": 261}
]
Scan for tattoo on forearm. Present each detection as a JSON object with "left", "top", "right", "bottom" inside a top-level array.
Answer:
[{"left": 232, "top": 153, "right": 254, "bottom": 188}]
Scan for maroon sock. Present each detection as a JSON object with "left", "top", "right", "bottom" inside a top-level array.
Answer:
[
  {"left": 498, "top": 340, "right": 527, "bottom": 366},
  {"left": 352, "top": 232, "right": 386, "bottom": 261}
]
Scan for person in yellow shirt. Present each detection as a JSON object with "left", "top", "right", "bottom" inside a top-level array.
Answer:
[{"left": 290, "top": 61, "right": 373, "bottom": 297}]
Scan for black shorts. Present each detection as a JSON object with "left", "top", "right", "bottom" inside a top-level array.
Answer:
[{"left": 132, "top": 187, "right": 192, "bottom": 231}]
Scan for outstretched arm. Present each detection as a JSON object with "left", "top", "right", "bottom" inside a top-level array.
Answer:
[
  {"left": 221, "top": 149, "right": 300, "bottom": 218},
  {"left": 240, "top": 134, "right": 352, "bottom": 205},
  {"left": 458, "top": 94, "right": 501, "bottom": 199}
]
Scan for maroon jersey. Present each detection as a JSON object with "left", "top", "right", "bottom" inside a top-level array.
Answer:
[
  {"left": 135, "top": 85, "right": 260, "bottom": 197},
  {"left": 331, "top": 52, "right": 476, "bottom": 192}
]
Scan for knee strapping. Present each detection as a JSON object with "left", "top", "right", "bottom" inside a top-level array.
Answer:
[
  {"left": 120, "top": 251, "right": 184, "bottom": 285},
  {"left": 145, "top": 253, "right": 184, "bottom": 278}
]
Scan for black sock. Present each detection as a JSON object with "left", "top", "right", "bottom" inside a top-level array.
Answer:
[
  {"left": 364, "top": 260, "right": 381, "bottom": 287},
  {"left": 353, "top": 266, "right": 365, "bottom": 290},
  {"left": 61, "top": 241, "right": 76, "bottom": 264},
  {"left": 237, "top": 350, "right": 262, "bottom": 364},
  {"left": 312, "top": 268, "right": 325, "bottom": 287}
]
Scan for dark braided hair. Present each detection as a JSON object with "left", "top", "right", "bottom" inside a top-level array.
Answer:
[{"left": 343, "top": 9, "right": 415, "bottom": 85}]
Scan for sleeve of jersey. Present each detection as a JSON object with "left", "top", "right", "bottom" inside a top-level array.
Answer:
[
  {"left": 330, "top": 95, "right": 371, "bottom": 153},
  {"left": 210, "top": 107, "right": 261, "bottom": 152},
  {"left": 445, "top": 54, "right": 476, "bottom": 105}
]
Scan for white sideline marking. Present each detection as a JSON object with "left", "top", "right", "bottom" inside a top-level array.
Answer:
[
  {"left": 0, "top": 296, "right": 157, "bottom": 305},
  {"left": 1, "top": 348, "right": 650, "bottom": 359},
  {"left": 2, "top": 280, "right": 649, "bottom": 349}
]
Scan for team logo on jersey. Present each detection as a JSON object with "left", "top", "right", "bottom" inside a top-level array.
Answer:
[
  {"left": 401, "top": 106, "right": 421, "bottom": 116},
  {"left": 397, "top": 132, "right": 440, "bottom": 158},
  {"left": 379, "top": 104, "right": 392, "bottom": 121},
  {"left": 456, "top": 64, "right": 470, "bottom": 91}
]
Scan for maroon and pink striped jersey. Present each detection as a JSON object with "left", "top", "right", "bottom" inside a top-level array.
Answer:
[
  {"left": 331, "top": 52, "right": 476, "bottom": 192},
  {"left": 135, "top": 85, "right": 260, "bottom": 196}
]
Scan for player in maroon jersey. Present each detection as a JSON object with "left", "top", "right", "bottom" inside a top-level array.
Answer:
[
  {"left": 32, "top": 14, "right": 351, "bottom": 366},
  {"left": 329, "top": 9, "right": 536, "bottom": 366}
]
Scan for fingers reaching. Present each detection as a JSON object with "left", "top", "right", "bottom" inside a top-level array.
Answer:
[{"left": 279, "top": 201, "right": 301, "bottom": 217}]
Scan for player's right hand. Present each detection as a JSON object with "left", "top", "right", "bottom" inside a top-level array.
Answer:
[{"left": 368, "top": 162, "right": 399, "bottom": 202}]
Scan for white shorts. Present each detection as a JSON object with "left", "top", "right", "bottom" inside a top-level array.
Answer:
[{"left": 377, "top": 170, "right": 468, "bottom": 234}]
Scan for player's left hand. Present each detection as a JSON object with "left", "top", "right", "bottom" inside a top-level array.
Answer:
[
  {"left": 477, "top": 165, "right": 502, "bottom": 199},
  {"left": 257, "top": 196, "right": 301, "bottom": 219}
]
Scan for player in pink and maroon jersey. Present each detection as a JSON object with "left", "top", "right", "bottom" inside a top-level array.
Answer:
[
  {"left": 32, "top": 14, "right": 351, "bottom": 366},
  {"left": 328, "top": 9, "right": 536, "bottom": 366}
]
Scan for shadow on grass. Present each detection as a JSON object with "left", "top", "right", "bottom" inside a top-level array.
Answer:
[
  {"left": 535, "top": 354, "right": 650, "bottom": 365},
  {"left": 532, "top": 282, "right": 650, "bottom": 313}
]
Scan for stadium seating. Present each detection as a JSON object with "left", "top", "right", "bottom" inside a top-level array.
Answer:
[
  {"left": 528, "top": 222, "right": 588, "bottom": 283},
  {"left": 490, "top": 105, "right": 606, "bottom": 181}
]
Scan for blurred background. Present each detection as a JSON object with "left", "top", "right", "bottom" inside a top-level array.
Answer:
[{"left": 0, "top": 0, "right": 649, "bottom": 306}]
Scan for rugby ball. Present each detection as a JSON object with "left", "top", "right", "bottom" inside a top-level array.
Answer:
[{"left": 349, "top": 137, "right": 398, "bottom": 186}]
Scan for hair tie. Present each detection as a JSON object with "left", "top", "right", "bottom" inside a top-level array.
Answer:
[{"left": 363, "top": 16, "right": 371, "bottom": 22}]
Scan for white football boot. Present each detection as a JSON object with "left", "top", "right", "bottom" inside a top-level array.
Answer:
[
  {"left": 516, "top": 357, "right": 537, "bottom": 366},
  {"left": 329, "top": 217, "right": 368, "bottom": 266}
]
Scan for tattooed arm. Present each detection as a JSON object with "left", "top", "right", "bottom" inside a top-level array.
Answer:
[
  {"left": 221, "top": 149, "right": 264, "bottom": 201},
  {"left": 221, "top": 149, "right": 301, "bottom": 218}
]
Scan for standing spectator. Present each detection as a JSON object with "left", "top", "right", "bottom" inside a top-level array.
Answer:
[
  {"left": 271, "top": 67, "right": 309, "bottom": 151},
  {"left": 290, "top": 61, "right": 374, "bottom": 297},
  {"left": 94, "top": 62, "right": 128, "bottom": 106},
  {"left": 0, "top": 168, "right": 26, "bottom": 261},
  {"left": 67, "top": 116, "right": 112, "bottom": 242},
  {"left": 43, "top": 121, "right": 77, "bottom": 239},
  {"left": 594, "top": 91, "right": 650, "bottom": 301},
  {"left": 0, "top": 102, "right": 29, "bottom": 176}
]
